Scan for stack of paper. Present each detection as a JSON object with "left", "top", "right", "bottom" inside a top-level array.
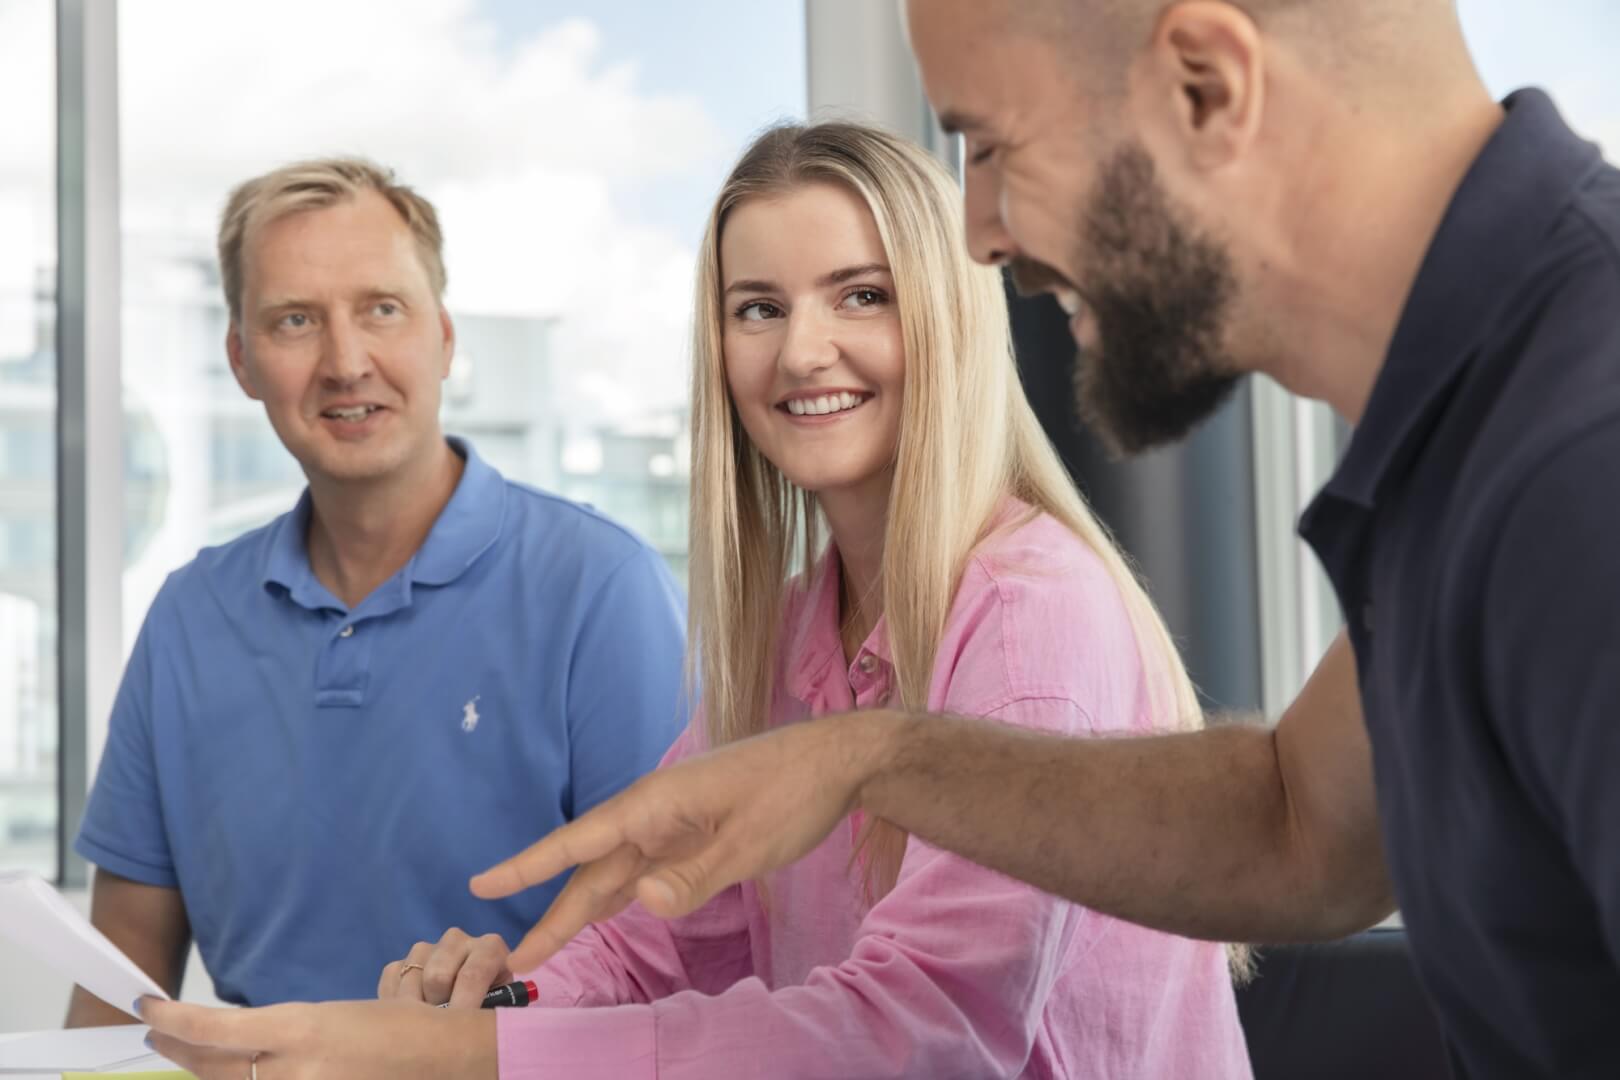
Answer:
[{"left": 0, "top": 1025, "right": 173, "bottom": 1074}]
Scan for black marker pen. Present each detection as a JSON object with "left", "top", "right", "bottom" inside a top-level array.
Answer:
[{"left": 435, "top": 978, "right": 538, "bottom": 1009}]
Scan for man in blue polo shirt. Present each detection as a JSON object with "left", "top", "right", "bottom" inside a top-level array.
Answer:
[{"left": 66, "top": 158, "right": 687, "bottom": 1016}]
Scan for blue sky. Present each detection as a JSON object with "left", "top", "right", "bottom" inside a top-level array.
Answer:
[{"left": 1459, "top": 1, "right": 1620, "bottom": 149}]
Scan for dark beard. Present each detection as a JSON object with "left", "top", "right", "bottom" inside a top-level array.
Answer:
[{"left": 1040, "top": 142, "right": 1243, "bottom": 457}]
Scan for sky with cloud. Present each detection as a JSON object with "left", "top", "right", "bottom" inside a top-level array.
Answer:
[{"left": 112, "top": 0, "right": 806, "bottom": 421}]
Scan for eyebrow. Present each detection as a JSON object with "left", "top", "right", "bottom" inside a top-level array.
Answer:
[
  {"left": 937, "top": 110, "right": 987, "bottom": 137},
  {"left": 256, "top": 288, "right": 409, "bottom": 314},
  {"left": 723, "top": 263, "right": 892, "bottom": 297}
]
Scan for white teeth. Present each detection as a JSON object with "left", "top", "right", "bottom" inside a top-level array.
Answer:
[
  {"left": 786, "top": 393, "right": 867, "bottom": 417},
  {"left": 324, "top": 406, "right": 375, "bottom": 421},
  {"left": 1054, "top": 289, "right": 1083, "bottom": 317}
]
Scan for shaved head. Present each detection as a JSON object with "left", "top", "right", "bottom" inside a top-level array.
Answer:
[
  {"left": 915, "top": 0, "right": 1471, "bottom": 80},
  {"left": 1001, "top": 0, "right": 1466, "bottom": 96},
  {"left": 907, "top": 0, "right": 1490, "bottom": 450}
]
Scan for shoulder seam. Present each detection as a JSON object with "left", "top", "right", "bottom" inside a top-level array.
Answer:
[
  {"left": 1472, "top": 397, "right": 1620, "bottom": 624},
  {"left": 978, "top": 692, "right": 1100, "bottom": 735},
  {"left": 1572, "top": 186, "right": 1620, "bottom": 284},
  {"left": 501, "top": 479, "right": 657, "bottom": 552}
]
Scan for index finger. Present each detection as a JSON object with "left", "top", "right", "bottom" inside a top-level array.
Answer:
[
  {"left": 469, "top": 795, "right": 635, "bottom": 900},
  {"left": 505, "top": 841, "right": 646, "bottom": 970}
]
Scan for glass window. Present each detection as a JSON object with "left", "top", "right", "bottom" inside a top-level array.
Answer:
[
  {"left": 118, "top": 0, "right": 806, "bottom": 649},
  {"left": 1461, "top": 0, "right": 1620, "bottom": 149},
  {"left": 0, "top": 0, "right": 58, "bottom": 876}
]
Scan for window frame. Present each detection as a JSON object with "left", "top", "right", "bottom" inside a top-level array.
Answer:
[{"left": 54, "top": 0, "right": 124, "bottom": 887}]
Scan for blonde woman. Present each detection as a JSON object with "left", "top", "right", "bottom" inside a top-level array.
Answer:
[{"left": 139, "top": 123, "right": 1252, "bottom": 1079}]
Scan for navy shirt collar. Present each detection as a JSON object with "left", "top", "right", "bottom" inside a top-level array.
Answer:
[
  {"left": 261, "top": 436, "right": 506, "bottom": 609},
  {"left": 1315, "top": 88, "right": 1603, "bottom": 512}
]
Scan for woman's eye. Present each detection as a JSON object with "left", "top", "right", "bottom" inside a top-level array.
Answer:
[
  {"left": 735, "top": 301, "right": 781, "bottom": 322},
  {"left": 841, "top": 288, "right": 888, "bottom": 310}
]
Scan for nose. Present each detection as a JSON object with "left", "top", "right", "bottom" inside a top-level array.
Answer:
[
  {"left": 963, "top": 167, "right": 1018, "bottom": 267},
  {"left": 317, "top": 313, "right": 374, "bottom": 385},
  {"left": 778, "top": 306, "right": 839, "bottom": 380}
]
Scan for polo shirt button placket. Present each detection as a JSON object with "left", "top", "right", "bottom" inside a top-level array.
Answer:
[{"left": 339, "top": 624, "right": 355, "bottom": 638}]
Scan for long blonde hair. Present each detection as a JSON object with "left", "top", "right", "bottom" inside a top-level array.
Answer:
[{"left": 689, "top": 122, "right": 1204, "bottom": 901}]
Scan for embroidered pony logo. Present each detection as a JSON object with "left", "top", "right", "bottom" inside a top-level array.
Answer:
[{"left": 461, "top": 696, "right": 481, "bottom": 733}]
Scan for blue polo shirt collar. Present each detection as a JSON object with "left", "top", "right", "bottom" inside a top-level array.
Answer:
[
  {"left": 260, "top": 436, "right": 506, "bottom": 610},
  {"left": 1315, "top": 89, "right": 1603, "bottom": 512}
]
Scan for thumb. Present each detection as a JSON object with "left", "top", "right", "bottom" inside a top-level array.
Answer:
[{"left": 140, "top": 999, "right": 267, "bottom": 1052}]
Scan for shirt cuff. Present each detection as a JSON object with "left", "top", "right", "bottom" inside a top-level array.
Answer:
[
  {"left": 495, "top": 1002, "right": 656, "bottom": 1080},
  {"left": 74, "top": 833, "right": 179, "bottom": 889}
]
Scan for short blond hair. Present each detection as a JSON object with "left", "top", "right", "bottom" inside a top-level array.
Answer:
[{"left": 217, "top": 156, "right": 447, "bottom": 322}]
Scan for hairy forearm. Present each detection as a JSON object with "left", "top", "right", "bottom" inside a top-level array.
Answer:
[{"left": 849, "top": 711, "right": 1393, "bottom": 943}]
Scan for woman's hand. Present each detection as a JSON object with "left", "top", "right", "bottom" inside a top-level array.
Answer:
[
  {"left": 139, "top": 997, "right": 496, "bottom": 1080},
  {"left": 377, "top": 927, "right": 514, "bottom": 1008}
]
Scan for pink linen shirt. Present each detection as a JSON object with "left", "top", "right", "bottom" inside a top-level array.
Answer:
[{"left": 497, "top": 507, "right": 1253, "bottom": 1079}]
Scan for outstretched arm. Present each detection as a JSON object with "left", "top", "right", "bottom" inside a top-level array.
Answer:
[{"left": 477, "top": 631, "right": 1393, "bottom": 970}]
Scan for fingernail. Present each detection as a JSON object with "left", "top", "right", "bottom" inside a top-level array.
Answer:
[
  {"left": 143, "top": 1033, "right": 154, "bottom": 1050},
  {"left": 132, "top": 998, "right": 145, "bottom": 1018}
]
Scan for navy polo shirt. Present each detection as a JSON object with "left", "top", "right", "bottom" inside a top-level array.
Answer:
[
  {"left": 77, "top": 437, "right": 688, "bottom": 1005},
  {"left": 1300, "top": 90, "right": 1620, "bottom": 1078}
]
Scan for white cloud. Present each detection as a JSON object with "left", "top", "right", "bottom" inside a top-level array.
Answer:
[
  {"left": 0, "top": 0, "right": 56, "bottom": 294},
  {"left": 3, "top": 0, "right": 734, "bottom": 418},
  {"left": 0, "top": 0, "right": 53, "bottom": 188},
  {"left": 433, "top": 167, "right": 698, "bottom": 411},
  {"left": 113, "top": 0, "right": 729, "bottom": 417},
  {"left": 119, "top": 0, "right": 724, "bottom": 202}
]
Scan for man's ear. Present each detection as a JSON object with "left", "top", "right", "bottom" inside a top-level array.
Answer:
[
  {"left": 438, "top": 306, "right": 456, "bottom": 379},
  {"left": 1132, "top": 0, "right": 1265, "bottom": 173},
  {"left": 226, "top": 323, "right": 261, "bottom": 400}
]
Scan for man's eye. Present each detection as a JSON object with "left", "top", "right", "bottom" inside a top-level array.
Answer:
[{"left": 279, "top": 313, "right": 311, "bottom": 330}]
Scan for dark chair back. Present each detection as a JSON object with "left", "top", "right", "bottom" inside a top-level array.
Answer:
[{"left": 1236, "top": 928, "right": 1454, "bottom": 1079}]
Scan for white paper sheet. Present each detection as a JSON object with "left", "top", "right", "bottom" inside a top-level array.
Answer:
[
  {"left": 0, "top": 871, "right": 169, "bottom": 1017},
  {"left": 0, "top": 1025, "right": 179, "bottom": 1073}
]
